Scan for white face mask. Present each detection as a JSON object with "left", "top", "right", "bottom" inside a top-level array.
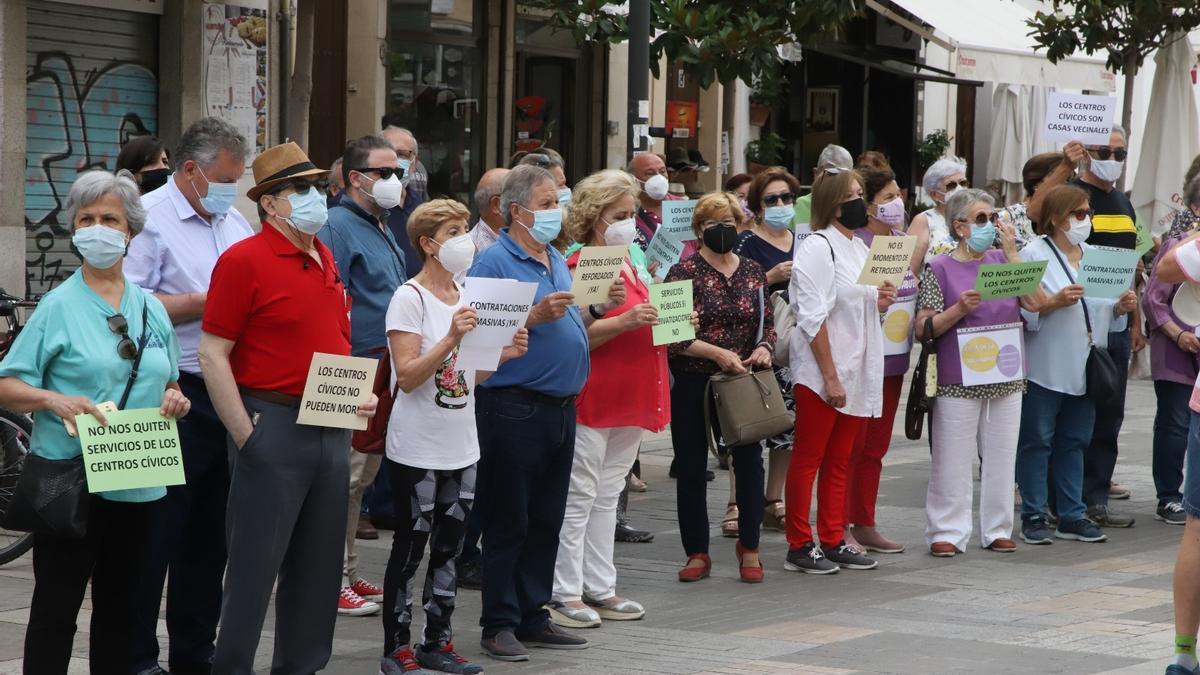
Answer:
[
  {"left": 641, "top": 174, "right": 669, "bottom": 201},
  {"left": 432, "top": 233, "right": 476, "bottom": 274},
  {"left": 940, "top": 185, "right": 960, "bottom": 203},
  {"left": 363, "top": 173, "right": 404, "bottom": 210},
  {"left": 1089, "top": 158, "right": 1124, "bottom": 183},
  {"left": 602, "top": 217, "right": 637, "bottom": 247},
  {"left": 1066, "top": 215, "right": 1092, "bottom": 245}
]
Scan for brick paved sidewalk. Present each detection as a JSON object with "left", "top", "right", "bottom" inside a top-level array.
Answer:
[{"left": 0, "top": 379, "right": 1181, "bottom": 674}]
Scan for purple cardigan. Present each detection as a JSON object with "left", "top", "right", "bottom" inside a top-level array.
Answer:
[{"left": 1145, "top": 237, "right": 1200, "bottom": 386}]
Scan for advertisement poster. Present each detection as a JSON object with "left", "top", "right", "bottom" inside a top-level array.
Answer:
[{"left": 203, "top": 1, "right": 269, "bottom": 160}]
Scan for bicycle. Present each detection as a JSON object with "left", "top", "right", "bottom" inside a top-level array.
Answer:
[{"left": 0, "top": 289, "right": 38, "bottom": 565}]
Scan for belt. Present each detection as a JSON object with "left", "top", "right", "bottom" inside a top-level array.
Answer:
[
  {"left": 489, "top": 386, "right": 577, "bottom": 408},
  {"left": 239, "top": 386, "right": 302, "bottom": 408}
]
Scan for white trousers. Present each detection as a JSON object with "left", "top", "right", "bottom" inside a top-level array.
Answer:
[
  {"left": 553, "top": 424, "right": 643, "bottom": 602},
  {"left": 925, "top": 392, "right": 1021, "bottom": 551}
]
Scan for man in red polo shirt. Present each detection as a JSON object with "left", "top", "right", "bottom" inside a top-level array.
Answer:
[{"left": 198, "top": 142, "right": 378, "bottom": 674}]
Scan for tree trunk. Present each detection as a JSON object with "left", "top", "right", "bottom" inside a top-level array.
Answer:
[
  {"left": 1118, "top": 50, "right": 1138, "bottom": 191},
  {"left": 287, "top": 0, "right": 315, "bottom": 150}
]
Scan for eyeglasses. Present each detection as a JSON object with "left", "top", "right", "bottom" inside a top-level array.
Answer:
[
  {"left": 701, "top": 219, "right": 737, "bottom": 229},
  {"left": 957, "top": 212, "right": 1000, "bottom": 226},
  {"left": 1089, "top": 147, "right": 1128, "bottom": 162},
  {"left": 943, "top": 179, "right": 970, "bottom": 191},
  {"left": 762, "top": 192, "right": 796, "bottom": 207},
  {"left": 356, "top": 166, "right": 404, "bottom": 180},
  {"left": 1069, "top": 207, "right": 1095, "bottom": 220},
  {"left": 107, "top": 314, "right": 138, "bottom": 361}
]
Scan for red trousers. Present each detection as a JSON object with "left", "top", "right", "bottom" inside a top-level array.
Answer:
[
  {"left": 786, "top": 385, "right": 867, "bottom": 549},
  {"left": 845, "top": 375, "right": 904, "bottom": 527}
]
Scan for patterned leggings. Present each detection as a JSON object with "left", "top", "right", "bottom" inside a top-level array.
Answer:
[{"left": 381, "top": 459, "right": 477, "bottom": 653}]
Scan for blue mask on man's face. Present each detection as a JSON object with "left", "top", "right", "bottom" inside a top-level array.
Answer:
[
  {"left": 191, "top": 167, "right": 238, "bottom": 215},
  {"left": 518, "top": 205, "right": 563, "bottom": 245}
]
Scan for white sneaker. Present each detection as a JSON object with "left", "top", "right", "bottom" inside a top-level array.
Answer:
[{"left": 338, "top": 586, "right": 381, "bottom": 616}]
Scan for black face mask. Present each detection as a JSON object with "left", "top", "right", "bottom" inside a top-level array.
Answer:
[
  {"left": 702, "top": 223, "right": 739, "bottom": 254},
  {"left": 139, "top": 168, "right": 171, "bottom": 194},
  {"left": 839, "top": 198, "right": 869, "bottom": 230}
]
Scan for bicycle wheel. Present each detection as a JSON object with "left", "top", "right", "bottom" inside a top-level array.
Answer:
[{"left": 0, "top": 406, "right": 34, "bottom": 565}]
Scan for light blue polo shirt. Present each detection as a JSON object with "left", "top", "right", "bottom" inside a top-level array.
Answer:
[
  {"left": 469, "top": 231, "right": 589, "bottom": 398},
  {"left": 0, "top": 269, "right": 180, "bottom": 502}
]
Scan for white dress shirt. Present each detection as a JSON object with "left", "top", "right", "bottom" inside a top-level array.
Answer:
[
  {"left": 470, "top": 219, "right": 501, "bottom": 255},
  {"left": 125, "top": 177, "right": 254, "bottom": 375},
  {"left": 788, "top": 228, "right": 883, "bottom": 418}
]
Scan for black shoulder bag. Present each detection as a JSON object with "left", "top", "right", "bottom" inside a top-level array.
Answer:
[
  {"left": 1046, "top": 242, "right": 1120, "bottom": 407},
  {"left": 904, "top": 317, "right": 936, "bottom": 440},
  {"left": 3, "top": 303, "right": 150, "bottom": 538}
]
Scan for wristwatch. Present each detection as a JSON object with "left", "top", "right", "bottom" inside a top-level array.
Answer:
[{"left": 588, "top": 304, "right": 607, "bottom": 320}]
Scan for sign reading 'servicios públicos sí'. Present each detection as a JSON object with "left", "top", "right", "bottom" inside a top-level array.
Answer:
[
  {"left": 298, "top": 353, "right": 379, "bottom": 431},
  {"left": 1044, "top": 93, "right": 1117, "bottom": 146}
]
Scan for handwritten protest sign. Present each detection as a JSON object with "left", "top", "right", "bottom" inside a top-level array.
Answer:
[
  {"left": 662, "top": 200, "right": 698, "bottom": 240},
  {"left": 1135, "top": 216, "right": 1154, "bottom": 257},
  {"left": 570, "top": 245, "right": 626, "bottom": 306},
  {"left": 957, "top": 322, "right": 1025, "bottom": 387},
  {"left": 1044, "top": 93, "right": 1117, "bottom": 146},
  {"left": 1079, "top": 245, "right": 1139, "bottom": 299},
  {"left": 78, "top": 408, "right": 185, "bottom": 493},
  {"left": 975, "top": 260, "right": 1048, "bottom": 299},
  {"left": 298, "top": 353, "right": 379, "bottom": 430},
  {"left": 459, "top": 277, "right": 538, "bottom": 370},
  {"left": 856, "top": 235, "right": 916, "bottom": 287},
  {"left": 645, "top": 229, "right": 686, "bottom": 279},
  {"left": 650, "top": 280, "right": 695, "bottom": 346}
]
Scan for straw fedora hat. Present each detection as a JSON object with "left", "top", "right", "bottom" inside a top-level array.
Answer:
[
  {"left": 247, "top": 142, "right": 329, "bottom": 201},
  {"left": 1172, "top": 281, "right": 1200, "bottom": 328}
]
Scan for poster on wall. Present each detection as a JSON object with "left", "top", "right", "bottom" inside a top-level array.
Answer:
[{"left": 203, "top": 1, "right": 268, "bottom": 161}]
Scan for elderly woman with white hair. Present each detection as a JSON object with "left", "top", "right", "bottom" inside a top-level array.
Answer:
[
  {"left": 0, "top": 169, "right": 188, "bottom": 673},
  {"left": 915, "top": 189, "right": 1044, "bottom": 557},
  {"left": 908, "top": 158, "right": 969, "bottom": 276}
]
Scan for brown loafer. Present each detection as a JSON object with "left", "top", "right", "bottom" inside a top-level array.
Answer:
[
  {"left": 356, "top": 513, "right": 379, "bottom": 540},
  {"left": 986, "top": 537, "right": 1017, "bottom": 552},
  {"left": 930, "top": 542, "right": 957, "bottom": 557}
]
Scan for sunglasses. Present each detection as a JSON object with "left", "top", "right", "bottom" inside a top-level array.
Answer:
[
  {"left": 762, "top": 192, "right": 796, "bottom": 207},
  {"left": 1070, "top": 207, "right": 1095, "bottom": 220},
  {"left": 958, "top": 212, "right": 1000, "bottom": 226},
  {"left": 107, "top": 314, "right": 139, "bottom": 361},
  {"left": 942, "top": 179, "right": 970, "bottom": 192},
  {"left": 1089, "top": 148, "right": 1128, "bottom": 162},
  {"left": 357, "top": 166, "right": 404, "bottom": 180}
]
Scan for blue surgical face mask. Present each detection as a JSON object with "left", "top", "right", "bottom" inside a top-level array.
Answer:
[
  {"left": 193, "top": 167, "right": 238, "bottom": 214},
  {"left": 966, "top": 220, "right": 996, "bottom": 253},
  {"left": 763, "top": 205, "right": 794, "bottom": 230},
  {"left": 284, "top": 187, "right": 329, "bottom": 235},
  {"left": 398, "top": 157, "right": 413, "bottom": 186},
  {"left": 519, "top": 205, "right": 563, "bottom": 245},
  {"left": 72, "top": 224, "right": 128, "bottom": 269}
]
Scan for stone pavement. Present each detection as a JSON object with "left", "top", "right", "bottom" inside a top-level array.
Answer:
[{"left": 0, "top": 379, "right": 1186, "bottom": 674}]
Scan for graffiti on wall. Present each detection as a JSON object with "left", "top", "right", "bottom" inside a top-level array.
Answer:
[{"left": 24, "top": 51, "right": 157, "bottom": 297}]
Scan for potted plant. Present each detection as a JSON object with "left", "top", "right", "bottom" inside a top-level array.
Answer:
[
  {"left": 749, "top": 74, "right": 786, "bottom": 127},
  {"left": 745, "top": 132, "right": 785, "bottom": 174},
  {"left": 917, "top": 129, "right": 953, "bottom": 172}
]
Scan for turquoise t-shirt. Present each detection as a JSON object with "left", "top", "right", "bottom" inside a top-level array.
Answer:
[{"left": 0, "top": 269, "right": 180, "bottom": 502}]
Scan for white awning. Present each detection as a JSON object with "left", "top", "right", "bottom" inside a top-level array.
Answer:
[{"left": 884, "top": 0, "right": 1116, "bottom": 92}]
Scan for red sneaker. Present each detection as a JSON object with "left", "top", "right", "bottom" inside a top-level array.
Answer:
[
  {"left": 337, "top": 586, "right": 380, "bottom": 616},
  {"left": 381, "top": 646, "right": 423, "bottom": 673},
  {"left": 351, "top": 578, "right": 384, "bottom": 602}
]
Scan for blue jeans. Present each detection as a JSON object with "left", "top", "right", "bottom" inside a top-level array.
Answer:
[
  {"left": 1153, "top": 380, "right": 1191, "bottom": 506},
  {"left": 1016, "top": 381, "right": 1095, "bottom": 525},
  {"left": 1184, "top": 412, "right": 1200, "bottom": 518}
]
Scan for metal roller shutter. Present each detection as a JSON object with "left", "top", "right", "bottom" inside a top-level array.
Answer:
[{"left": 24, "top": 2, "right": 158, "bottom": 297}]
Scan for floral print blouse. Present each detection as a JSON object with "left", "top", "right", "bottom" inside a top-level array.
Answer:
[{"left": 664, "top": 251, "right": 775, "bottom": 373}]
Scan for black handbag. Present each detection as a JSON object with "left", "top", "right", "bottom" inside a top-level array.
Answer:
[
  {"left": 905, "top": 317, "right": 936, "bottom": 440},
  {"left": 1046, "top": 241, "right": 1120, "bottom": 407},
  {"left": 1, "top": 302, "right": 151, "bottom": 538}
]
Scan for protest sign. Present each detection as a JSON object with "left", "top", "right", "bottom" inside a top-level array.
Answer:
[
  {"left": 645, "top": 228, "right": 686, "bottom": 279},
  {"left": 1135, "top": 216, "right": 1154, "bottom": 257},
  {"left": 957, "top": 323, "right": 1025, "bottom": 387},
  {"left": 78, "top": 408, "right": 185, "bottom": 493},
  {"left": 662, "top": 200, "right": 698, "bottom": 240},
  {"left": 975, "top": 260, "right": 1048, "bottom": 299},
  {"left": 856, "top": 235, "right": 916, "bottom": 287},
  {"left": 570, "top": 245, "right": 626, "bottom": 306},
  {"left": 1079, "top": 245, "right": 1139, "bottom": 299},
  {"left": 298, "top": 353, "right": 379, "bottom": 430},
  {"left": 459, "top": 277, "right": 538, "bottom": 370},
  {"left": 649, "top": 280, "right": 695, "bottom": 346},
  {"left": 882, "top": 296, "right": 916, "bottom": 356},
  {"left": 1044, "top": 93, "right": 1117, "bottom": 146}
]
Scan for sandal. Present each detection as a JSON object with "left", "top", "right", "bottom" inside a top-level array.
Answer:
[
  {"left": 762, "top": 499, "right": 786, "bottom": 531},
  {"left": 721, "top": 502, "right": 740, "bottom": 538}
]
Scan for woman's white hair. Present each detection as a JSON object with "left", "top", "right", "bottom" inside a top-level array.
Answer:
[
  {"left": 922, "top": 157, "right": 969, "bottom": 196},
  {"left": 65, "top": 169, "right": 146, "bottom": 236}
]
